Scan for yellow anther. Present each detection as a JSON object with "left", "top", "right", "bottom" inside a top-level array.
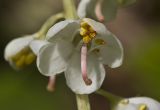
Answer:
[
  {"left": 89, "top": 32, "right": 96, "bottom": 38},
  {"left": 12, "top": 53, "right": 21, "bottom": 62},
  {"left": 12, "top": 48, "right": 30, "bottom": 62},
  {"left": 80, "top": 21, "right": 97, "bottom": 43},
  {"left": 93, "top": 49, "right": 100, "bottom": 53},
  {"left": 25, "top": 53, "right": 36, "bottom": 65},
  {"left": 80, "top": 21, "right": 90, "bottom": 29},
  {"left": 120, "top": 99, "right": 129, "bottom": 105},
  {"left": 95, "top": 39, "right": 106, "bottom": 45},
  {"left": 83, "top": 36, "right": 91, "bottom": 44},
  {"left": 21, "top": 48, "right": 30, "bottom": 54},
  {"left": 139, "top": 104, "right": 148, "bottom": 110},
  {"left": 11, "top": 47, "right": 35, "bottom": 68},
  {"left": 15, "top": 55, "right": 26, "bottom": 68},
  {"left": 89, "top": 26, "right": 95, "bottom": 33},
  {"left": 80, "top": 27, "right": 88, "bottom": 36}
]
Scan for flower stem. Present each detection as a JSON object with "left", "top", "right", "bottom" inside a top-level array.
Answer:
[
  {"left": 62, "top": 0, "right": 78, "bottom": 19},
  {"left": 96, "top": 89, "right": 123, "bottom": 106},
  {"left": 62, "top": 0, "right": 90, "bottom": 110},
  {"left": 76, "top": 94, "right": 91, "bottom": 110},
  {"left": 38, "top": 13, "right": 64, "bottom": 39}
]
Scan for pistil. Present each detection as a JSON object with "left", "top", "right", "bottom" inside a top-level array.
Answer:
[
  {"left": 81, "top": 44, "right": 92, "bottom": 85},
  {"left": 95, "top": 0, "right": 105, "bottom": 22},
  {"left": 47, "top": 75, "right": 56, "bottom": 92}
]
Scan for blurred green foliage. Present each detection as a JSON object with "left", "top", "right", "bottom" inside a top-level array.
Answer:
[
  {"left": 130, "top": 28, "right": 160, "bottom": 99},
  {"left": 0, "top": 67, "right": 76, "bottom": 110}
]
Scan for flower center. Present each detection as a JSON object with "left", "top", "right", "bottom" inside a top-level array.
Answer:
[
  {"left": 80, "top": 21, "right": 97, "bottom": 44},
  {"left": 139, "top": 104, "right": 148, "bottom": 110},
  {"left": 11, "top": 47, "right": 36, "bottom": 68}
]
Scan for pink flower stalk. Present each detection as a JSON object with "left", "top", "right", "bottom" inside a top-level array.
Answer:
[
  {"left": 95, "top": 0, "right": 105, "bottom": 22},
  {"left": 81, "top": 44, "right": 92, "bottom": 85},
  {"left": 47, "top": 75, "right": 56, "bottom": 92}
]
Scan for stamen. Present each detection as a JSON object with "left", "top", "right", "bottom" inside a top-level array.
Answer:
[
  {"left": 25, "top": 53, "right": 36, "bottom": 65},
  {"left": 47, "top": 76, "right": 56, "bottom": 92},
  {"left": 12, "top": 47, "right": 36, "bottom": 68},
  {"left": 83, "top": 35, "right": 91, "bottom": 44},
  {"left": 95, "top": 39, "right": 106, "bottom": 45},
  {"left": 80, "top": 21, "right": 97, "bottom": 44},
  {"left": 89, "top": 32, "right": 96, "bottom": 38},
  {"left": 15, "top": 55, "right": 25, "bottom": 68},
  {"left": 89, "top": 27, "right": 96, "bottom": 33},
  {"left": 80, "top": 27, "right": 88, "bottom": 36},
  {"left": 139, "top": 104, "right": 148, "bottom": 110},
  {"left": 81, "top": 44, "right": 92, "bottom": 86},
  {"left": 80, "top": 22, "right": 89, "bottom": 29},
  {"left": 93, "top": 49, "right": 100, "bottom": 53}
]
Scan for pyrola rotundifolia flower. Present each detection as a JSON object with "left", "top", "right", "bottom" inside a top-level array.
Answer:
[
  {"left": 31, "top": 18, "right": 123, "bottom": 94},
  {"left": 77, "top": 0, "right": 136, "bottom": 22},
  {"left": 4, "top": 34, "right": 37, "bottom": 69},
  {"left": 114, "top": 97, "right": 160, "bottom": 110}
]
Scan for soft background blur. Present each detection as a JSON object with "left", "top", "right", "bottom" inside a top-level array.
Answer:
[{"left": 0, "top": 0, "right": 160, "bottom": 110}]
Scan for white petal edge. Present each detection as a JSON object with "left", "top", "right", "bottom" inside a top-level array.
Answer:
[
  {"left": 65, "top": 52, "right": 105, "bottom": 94},
  {"left": 46, "top": 20, "right": 80, "bottom": 42},
  {"left": 4, "top": 35, "right": 34, "bottom": 61},
  {"left": 129, "top": 97, "right": 160, "bottom": 110},
  {"left": 97, "top": 33, "right": 123, "bottom": 68},
  {"left": 37, "top": 40, "right": 74, "bottom": 76},
  {"left": 115, "top": 103, "right": 139, "bottom": 110},
  {"left": 84, "top": 18, "right": 123, "bottom": 68},
  {"left": 29, "top": 40, "right": 49, "bottom": 55}
]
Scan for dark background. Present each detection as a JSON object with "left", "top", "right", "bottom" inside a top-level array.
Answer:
[{"left": 0, "top": 0, "right": 160, "bottom": 110}]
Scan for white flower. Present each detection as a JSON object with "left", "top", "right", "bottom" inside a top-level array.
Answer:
[
  {"left": 32, "top": 18, "right": 123, "bottom": 94},
  {"left": 77, "top": 0, "right": 136, "bottom": 22},
  {"left": 115, "top": 97, "right": 160, "bottom": 110},
  {"left": 4, "top": 35, "right": 37, "bottom": 69}
]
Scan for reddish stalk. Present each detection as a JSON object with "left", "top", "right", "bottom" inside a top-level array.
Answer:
[{"left": 81, "top": 44, "right": 92, "bottom": 86}]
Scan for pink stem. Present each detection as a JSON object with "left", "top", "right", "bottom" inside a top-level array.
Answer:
[
  {"left": 95, "top": 0, "right": 105, "bottom": 22},
  {"left": 81, "top": 44, "right": 92, "bottom": 86},
  {"left": 47, "top": 76, "right": 56, "bottom": 92}
]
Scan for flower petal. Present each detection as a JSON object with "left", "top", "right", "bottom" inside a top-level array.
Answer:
[
  {"left": 29, "top": 40, "right": 49, "bottom": 55},
  {"left": 37, "top": 40, "right": 74, "bottom": 76},
  {"left": 78, "top": 0, "right": 118, "bottom": 22},
  {"left": 83, "top": 18, "right": 123, "bottom": 68},
  {"left": 95, "top": 33, "right": 123, "bottom": 68},
  {"left": 46, "top": 20, "right": 80, "bottom": 42},
  {"left": 4, "top": 35, "right": 34, "bottom": 61},
  {"left": 82, "top": 18, "right": 107, "bottom": 34},
  {"left": 115, "top": 103, "right": 139, "bottom": 110},
  {"left": 129, "top": 97, "right": 160, "bottom": 110},
  {"left": 65, "top": 52, "right": 105, "bottom": 94}
]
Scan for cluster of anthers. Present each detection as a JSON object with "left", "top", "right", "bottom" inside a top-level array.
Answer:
[
  {"left": 120, "top": 99, "right": 148, "bottom": 110},
  {"left": 80, "top": 20, "right": 97, "bottom": 86},
  {"left": 80, "top": 21, "right": 97, "bottom": 44},
  {"left": 11, "top": 48, "right": 36, "bottom": 68}
]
